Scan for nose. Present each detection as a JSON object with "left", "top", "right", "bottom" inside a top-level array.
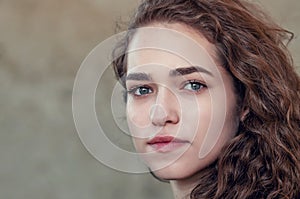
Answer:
[{"left": 150, "top": 87, "right": 180, "bottom": 126}]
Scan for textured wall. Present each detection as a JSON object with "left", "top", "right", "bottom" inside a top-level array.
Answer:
[{"left": 0, "top": 0, "right": 299, "bottom": 199}]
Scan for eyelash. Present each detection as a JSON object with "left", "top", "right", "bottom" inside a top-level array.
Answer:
[
  {"left": 127, "top": 85, "right": 153, "bottom": 97},
  {"left": 127, "top": 80, "right": 206, "bottom": 97},
  {"left": 182, "top": 80, "right": 207, "bottom": 92}
]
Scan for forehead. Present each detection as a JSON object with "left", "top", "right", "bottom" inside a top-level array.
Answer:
[{"left": 127, "top": 23, "right": 219, "bottom": 72}]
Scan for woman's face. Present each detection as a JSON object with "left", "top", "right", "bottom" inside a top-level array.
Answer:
[{"left": 125, "top": 23, "right": 241, "bottom": 180}]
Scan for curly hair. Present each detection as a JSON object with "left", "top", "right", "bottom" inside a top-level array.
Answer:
[{"left": 112, "top": 0, "right": 300, "bottom": 198}]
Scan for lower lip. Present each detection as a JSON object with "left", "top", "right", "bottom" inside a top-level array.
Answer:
[{"left": 148, "top": 142, "right": 188, "bottom": 152}]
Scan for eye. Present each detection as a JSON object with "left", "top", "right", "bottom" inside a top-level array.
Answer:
[
  {"left": 128, "top": 86, "right": 153, "bottom": 96},
  {"left": 183, "top": 81, "right": 206, "bottom": 92}
]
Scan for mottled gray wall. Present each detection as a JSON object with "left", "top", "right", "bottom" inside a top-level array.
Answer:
[{"left": 0, "top": 0, "right": 299, "bottom": 199}]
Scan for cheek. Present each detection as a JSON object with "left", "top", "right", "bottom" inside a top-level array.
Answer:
[
  {"left": 126, "top": 99, "right": 151, "bottom": 128},
  {"left": 197, "top": 89, "right": 239, "bottom": 157},
  {"left": 183, "top": 89, "right": 238, "bottom": 157},
  {"left": 180, "top": 95, "right": 212, "bottom": 143},
  {"left": 126, "top": 99, "right": 153, "bottom": 152}
]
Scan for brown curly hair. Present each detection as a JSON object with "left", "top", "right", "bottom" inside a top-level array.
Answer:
[{"left": 112, "top": 0, "right": 300, "bottom": 198}]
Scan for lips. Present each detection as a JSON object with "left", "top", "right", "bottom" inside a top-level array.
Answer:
[{"left": 147, "top": 135, "right": 189, "bottom": 152}]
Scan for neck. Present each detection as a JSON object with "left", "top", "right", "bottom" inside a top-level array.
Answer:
[
  {"left": 170, "top": 162, "right": 218, "bottom": 198},
  {"left": 170, "top": 173, "right": 201, "bottom": 199}
]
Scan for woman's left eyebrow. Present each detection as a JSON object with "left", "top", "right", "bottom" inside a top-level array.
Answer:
[{"left": 169, "top": 66, "right": 213, "bottom": 77}]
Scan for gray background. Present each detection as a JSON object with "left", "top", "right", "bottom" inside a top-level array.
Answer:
[{"left": 0, "top": 0, "right": 299, "bottom": 199}]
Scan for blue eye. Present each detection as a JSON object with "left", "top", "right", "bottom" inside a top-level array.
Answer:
[
  {"left": 128, "top": 86, "right": 153, "bottom": 96},
  {"left": 183, "top": 81, "right": 205, "bottom": 92}
]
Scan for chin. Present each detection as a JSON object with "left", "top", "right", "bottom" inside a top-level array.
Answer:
[
  {"left": 150, "top": 161, "right": 201, "bottom": 181},
  {"left": 153, "top": 171, "right": 185, "bottom": 181}
]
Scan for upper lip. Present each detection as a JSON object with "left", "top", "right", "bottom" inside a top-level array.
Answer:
[{"left": 147, "top": 135, "right": 188, "bottom": 144}]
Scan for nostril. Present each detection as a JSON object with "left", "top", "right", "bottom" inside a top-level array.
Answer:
[
  {"left": 150, "top": 104, "right": 167, "bottom": 126},
  {"left": 149, "top": 103, "right": 180, "bottom": 126}
]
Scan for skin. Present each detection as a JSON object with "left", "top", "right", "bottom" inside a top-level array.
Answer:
[{"left": 125, "top": 23, "right": 242, "bottom": 198}]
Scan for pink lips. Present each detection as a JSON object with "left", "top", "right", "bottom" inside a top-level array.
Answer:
[{"left": 147, "top": 135, "right": 189, "bottom": 152}]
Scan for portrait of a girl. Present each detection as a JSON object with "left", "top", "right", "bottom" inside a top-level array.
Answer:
[{"left": 112, "top": 0, "right": 300, "bottom": 198}]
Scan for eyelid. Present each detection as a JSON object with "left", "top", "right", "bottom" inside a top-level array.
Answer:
[
  {"left": 182, "top": 79, "right": 206, "bottom": 86},
  {"left": 127, "top": 84, "right": 151, "bottom": 92},
  {"left": 126, "top": 80, "right": 151, "bottom": 89},
  {"left": 181, "top": 79, "right": 207, "bottom": 91},
  {"left": 126, "top": 79, "right": 206, "bottom": 97},
  {"left": 127, "top": 84, "right": 154, "bottom": 97}
]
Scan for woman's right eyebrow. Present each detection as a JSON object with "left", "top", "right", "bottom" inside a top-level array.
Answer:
[{"left": 126, "top": 72, "right": 152, "bottom": 81}]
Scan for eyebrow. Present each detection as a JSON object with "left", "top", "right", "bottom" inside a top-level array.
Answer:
[
  {"left": 125, "top": 66, "right": 213, "bottom": 82},
  {"left": 169, "top": 66, "right": 213, "bottom": 77},
  {"left": 126, "top": 72, "right": 152, "bottom": 81}
]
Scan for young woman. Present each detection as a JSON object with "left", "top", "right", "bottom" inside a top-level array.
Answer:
[{"left": 112, "top": 0, "right": 300, "bottom": 198}]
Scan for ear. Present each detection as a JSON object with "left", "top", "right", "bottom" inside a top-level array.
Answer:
[{"left": 240, "top": 107, "right": 249, "bottom": 122}]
